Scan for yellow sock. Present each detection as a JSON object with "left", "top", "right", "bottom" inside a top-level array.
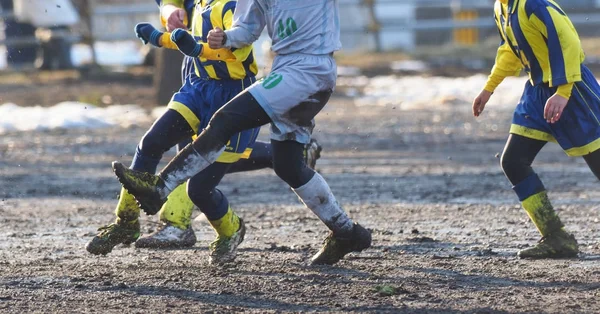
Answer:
[
  {"left": 208, "top": 207, "right": 240, "bottom": 238},
  {"left": 115, "top": 188, "right": 140, "bottom": 225},
  {"left": 521, "top": 191, "right": 564, "bottom": 237},
  {"left": 159, "top": 183, "right": 195, "bottom": 230}
]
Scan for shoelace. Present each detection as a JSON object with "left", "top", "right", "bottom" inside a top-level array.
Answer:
[
  {"left": 97, "top": 224, "right": 117, "bottom": 237},
  {"left": 210, "top": 237, "right": 230, "bottom": 252}
]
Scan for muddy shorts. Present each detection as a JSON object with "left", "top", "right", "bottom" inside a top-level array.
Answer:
[{"left": 248, "top": 53, "right": 336, "bottom": 144}]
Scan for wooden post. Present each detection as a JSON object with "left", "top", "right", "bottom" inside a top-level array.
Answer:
[
  {"left": 363, "top": 0, "right": 381, "bottom": 52},
  {"left": 154, "top": 48, "right": 185, "bottom": 106}
]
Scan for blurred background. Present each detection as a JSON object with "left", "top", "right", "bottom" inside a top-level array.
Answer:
[{"left": 1, "top": 0, "right": 600, "bottom": 127}]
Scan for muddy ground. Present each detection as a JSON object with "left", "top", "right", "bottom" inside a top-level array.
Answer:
[{"left": 0, "top": 70, "right": 599, "bottom": 313}]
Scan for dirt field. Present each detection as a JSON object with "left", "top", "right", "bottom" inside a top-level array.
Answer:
[{"left": 0, "top": 70, "right": 599, "bottom": 313}]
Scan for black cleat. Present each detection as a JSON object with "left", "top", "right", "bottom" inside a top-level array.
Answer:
[
  {"left": 311, "top": 223, "right": 372, "bottom": 265},
  {"left": 112, "top": 161, "right": 166, "bottom": 215}
]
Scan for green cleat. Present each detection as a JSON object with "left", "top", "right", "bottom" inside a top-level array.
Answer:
[
  {"left": 517, "top": 230, "right": 579, "bottom": 259},
  {"left": 304, "top": 139, "right": 322, "bottom": 170},
  {"left": 85, "top": 221, "right": 141, "bottom": 255},
  {"left": 208, "top": 219, "right": 246, "bottom": 265},
  {"left": 311, "top": 223, "right": 372, "bottom": 265},
  {"left": 112, "top": 161, "right": 166, "bottom": 215}
]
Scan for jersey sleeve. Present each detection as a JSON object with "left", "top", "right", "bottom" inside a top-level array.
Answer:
[
  {"left": 528, "top": 3, "right": 582, "bottom": 87},
  {"left": 221, "top": 1, "right": 253, "bottom": 62},
  {"left": 484, "top": 14, "right": 523, "bottom": 92},
  {"left": 223, "top": 0, "right": 266, "bottom": 48}
]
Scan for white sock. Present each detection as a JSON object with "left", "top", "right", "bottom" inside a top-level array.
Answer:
[{"left": 292, "top": 173, "right": 354, "bottom": 235}]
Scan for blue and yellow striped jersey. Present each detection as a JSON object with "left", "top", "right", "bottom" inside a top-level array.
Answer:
[
  {"left": 491, "top": 0, "right": 585, "bottom": 89},
  {"left": 162, "top": 0, "right": 258, "bottom": 81}
]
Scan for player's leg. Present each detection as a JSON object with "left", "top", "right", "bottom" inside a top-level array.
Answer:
[
  {"left": 501, "top": 134, "right": 578, "bottom": 258},
  {"left": 86, "top": 109, "right": 195, "bottom": 255},
  {"left": 582, "top": 149, "right": 600, "bottom": 180},
  {"left": 186, "top": 162, "right": 248, "bottom": 264},
  {"left": 112, "top": 91, "right": 271, "bottom": 215},
  {"left": 271, "top": 139, "right": 371, "bottom": 265},
  {"left": 226, "top": 139, "right": 322, "bottom": 174}
]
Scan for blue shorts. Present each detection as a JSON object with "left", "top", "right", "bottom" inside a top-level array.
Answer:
[
  {"left": 168, "top": 74, "right": 260, "bottom": 163},
  {"left": 511, "top": 65, "right": 600, "bottom": 156}
]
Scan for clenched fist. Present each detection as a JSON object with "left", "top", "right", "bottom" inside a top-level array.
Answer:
[
  {"left": 161, "top": 5, "right": 187, "bottom": 31},
  {"left": 208, "top": 27, "right": 227, "bottom": 49}
]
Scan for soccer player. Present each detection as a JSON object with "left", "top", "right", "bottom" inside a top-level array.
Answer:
[
  {"left": 86, "top": 0, "right": 321, "bottom": 263},
  {"left": 111, "top": 0, "right": 372, "bottom": 265},
  {"left": 472, "top": 0, "right": 600, "bottom": 258}
]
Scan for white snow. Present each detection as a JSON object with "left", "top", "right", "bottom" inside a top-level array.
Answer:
[
  {"left": 338, "top": 74, "right": 534, "bottom": 111},
  {"left": 0, "top": 102, "right": 153, "bottom": 134}
]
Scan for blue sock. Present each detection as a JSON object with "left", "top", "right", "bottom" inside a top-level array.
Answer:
[{"left": 512, "top": 173, "right": 546, "bottom": 201}]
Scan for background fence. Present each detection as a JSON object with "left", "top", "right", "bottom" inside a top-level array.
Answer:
[{"left": 1, "top": 0, "right": 600, "bottom": 67}]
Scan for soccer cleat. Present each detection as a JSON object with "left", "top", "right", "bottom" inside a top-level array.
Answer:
[
  {"left": 135, "top": 222, "right": 197, "bottom": 249},
  {"left": 304, "top": 139, "right": 322, "bottom": 170},
  {"left": 311, "top": 223, "right": 372, "bottom": 265},
  {"left": 112, "top": 161, "right": 166, "bottom": 215},
  {"left": 85, "top": 221, "right": 141, "bottom": 255},
  {"left": 517, "top": 230, "right": 579, "bottom": 259},
  {"left": 208, "top": 218, "right": 246, "bottom": 265}
]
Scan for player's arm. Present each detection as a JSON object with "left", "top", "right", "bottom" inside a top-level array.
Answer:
[
  {"left": 135, "top": 23, "right": 180, "bottom": 50},
  {"left": 529, "top": 4, "right": 581, "bottom": 99},
  {"left": 484, "top": 17, "right": 523, "bottom": 94},
  {"left": 221, "top": 0, "right": 266, "bottom": 49},
  {"left": 134, "top": 23, "right": 236, "bottom": 61},
  {"left": 474, "top": 13, "right": 522, "bottom": 117},
  {"left": 219, "top": 1, "right": 254, "bottom": 62}
]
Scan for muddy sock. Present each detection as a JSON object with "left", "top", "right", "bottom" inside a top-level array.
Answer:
[
  {"left": 158, "top": 183, "right": 195, "bottom": 230},
  {"left": 513, "top": 174, "right": 564, "bottom": 236},
  {"left": 115, "top": 188, "right": 140, "bottom": 226},
  {"left": 292, "top": 173, "right": 354, "bottom": 236},
  {"left": 207, "top": 206, "right": 240, "bottom": 238}
]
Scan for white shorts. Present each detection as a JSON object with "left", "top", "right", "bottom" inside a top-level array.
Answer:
[{"left": 248, "top": 53, "right": 336, "bottom": 144}]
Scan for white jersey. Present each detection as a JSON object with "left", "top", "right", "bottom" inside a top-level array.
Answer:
[{"left": 224, "top": 0, "right": 341, "bottom": 55}]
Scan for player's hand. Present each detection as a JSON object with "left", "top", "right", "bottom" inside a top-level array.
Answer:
[
  {"left": 134, "top": 23, "right": 163, "bottom": 47},
  {"left": 208, "top": 27, "right": 226, "bottom": 49},
  {"left": 544, "top": 93, "right": 569, "bottom": 124},
  {"left": 472, "top": 90, "right": 492, "bottom": 117},
  {"left": 171, "top": 29, "right": 203, "bottom": 57},
  {"left": 162, "top": 5, "right": 187, "bottom": 31}
]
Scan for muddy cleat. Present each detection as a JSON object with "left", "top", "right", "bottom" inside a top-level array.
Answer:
[
  {"left": 135, "top": 222, "right": 196, "bottom": 249},
  {"left": 304, "top": 139, "right": 322, "bottom": 170},
  {"left": 517, "top": 230, "right": 579, "bottom": 259},
  {"left": 209, "top": 219, "right": 246, "bottom": 265},
  {"left": 311, "top": 223, "right": 372, "bottom": 265},
  {"left": 112, "top": 161, "right": 166, "bottom": 215},
  {"left": 85, "top": 221, "right": 141, "bottom": 255}
]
